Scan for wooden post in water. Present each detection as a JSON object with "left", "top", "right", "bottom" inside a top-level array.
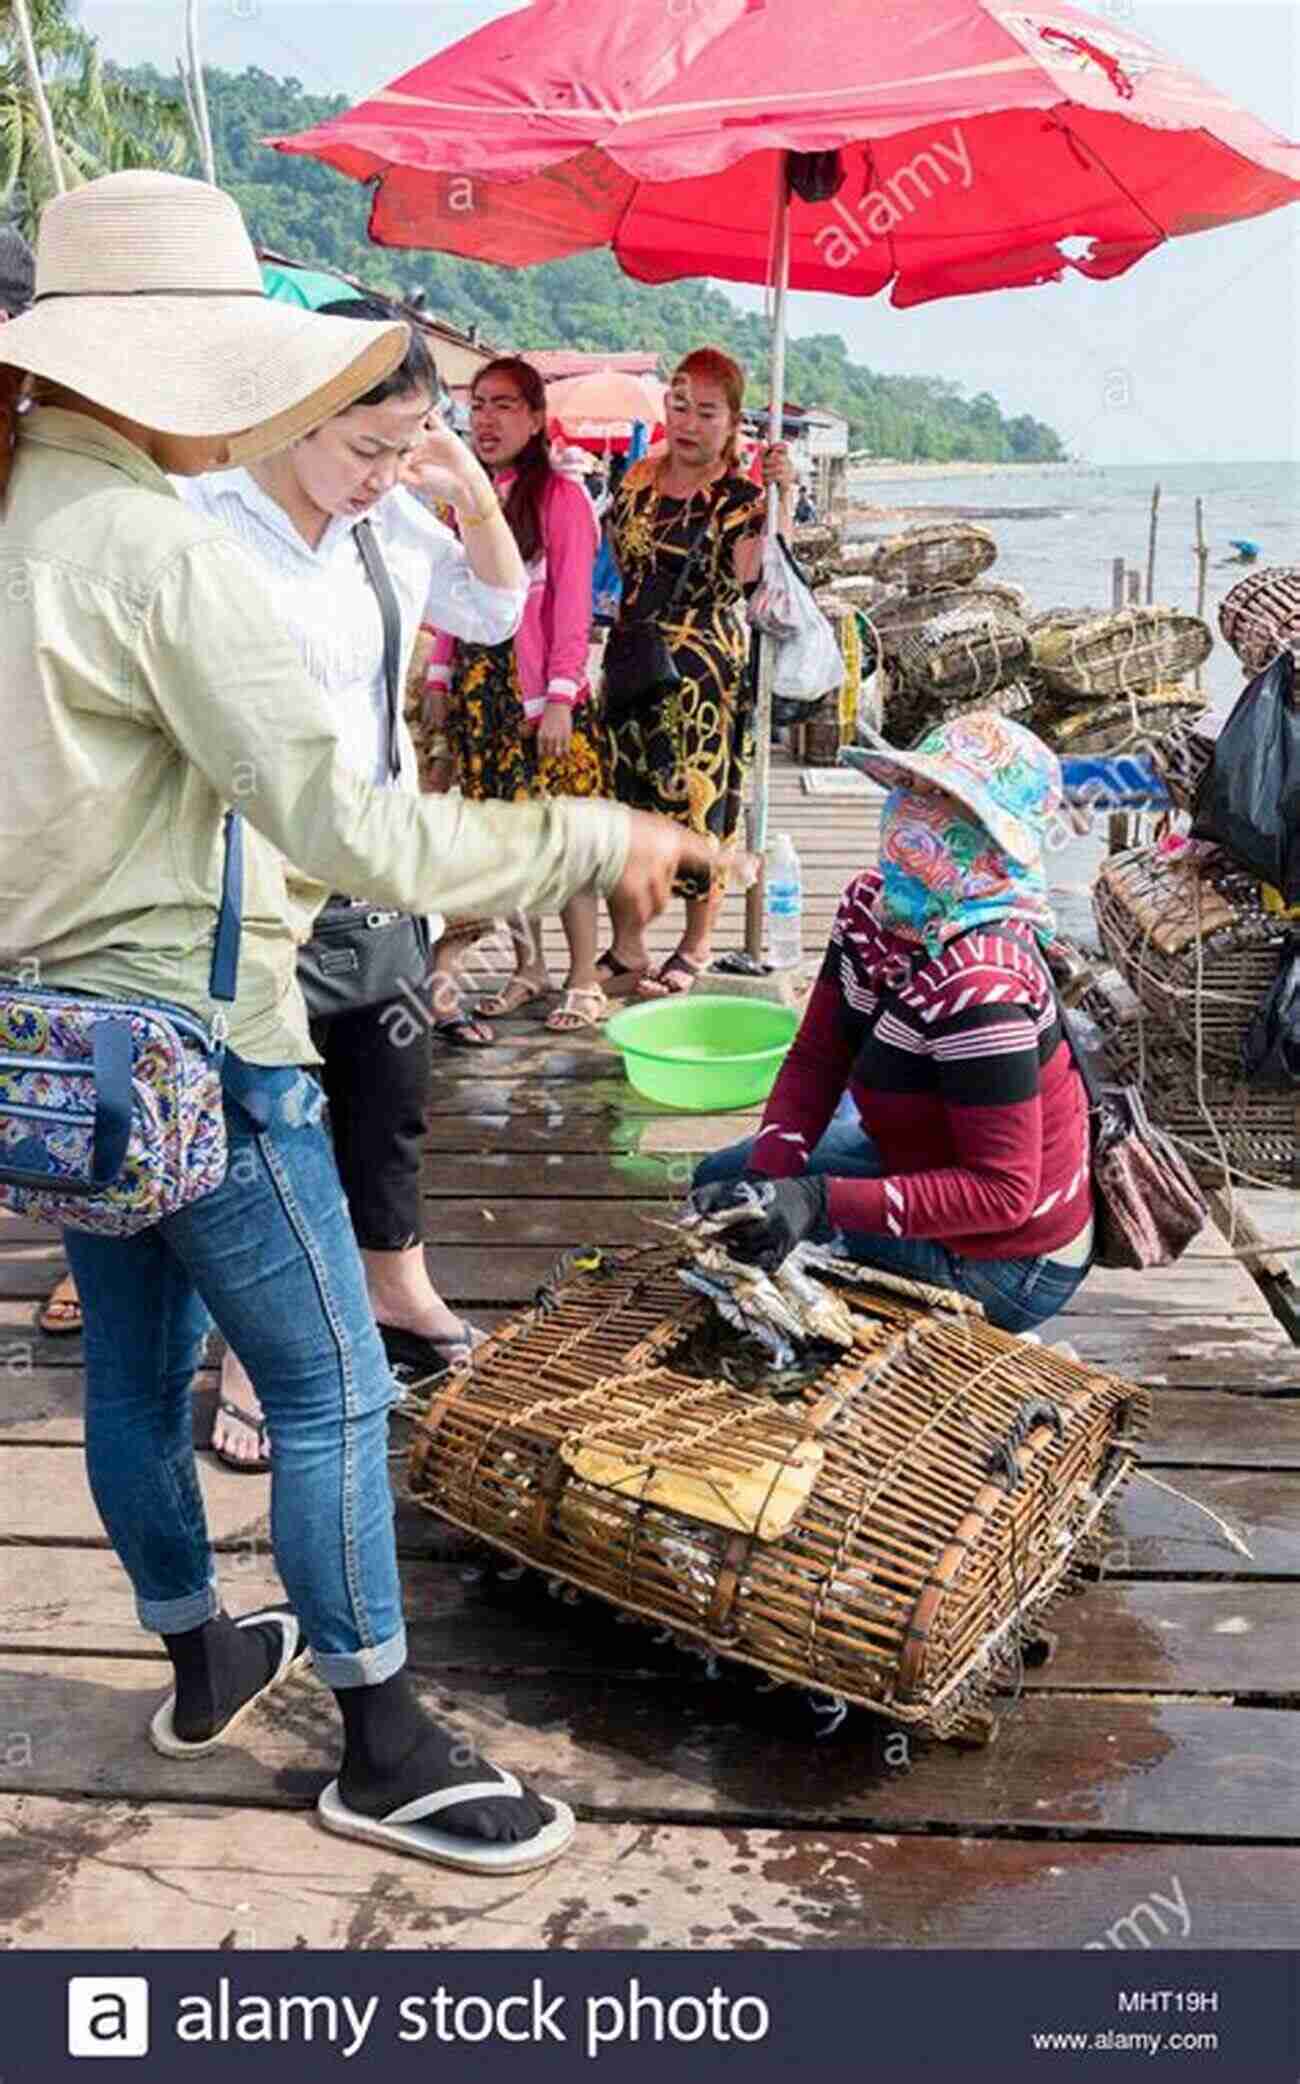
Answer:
[
  {"left": 1194, "top": 497, "right": 1209, "bottom": 692},
  {"left": 1146, "top": 482, "right": 1161, "bottom": 603},
  {"left": 1126, "top": 567, "right": 1142, "bottom": 606},
  {"left": 1111, "top": 556, "right": 1126, "bottom": 610}
]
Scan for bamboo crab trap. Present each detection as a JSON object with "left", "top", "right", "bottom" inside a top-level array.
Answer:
[
  {"left": 1030, "top": 607, "right": 1212, "bottom": 700},
  {"left": 894, "top": 602, "right": 1032, "bottom": 704},
  {"left": 866, "top": 582, "right": 1026, "bottom": 664},
  {"left": 1219, "top": 567, "right": 1300, "bottom": 674},
  {"left": 408, "top": 1243, "right": 1147, "bottom": 1745},
  {"left": 866, "top": 521, "right": 998, "bottom": 594},
  {"left": 1094, "top": 845, "right": 1289, "bottom": 1076},
  {"left": 1045, "top": 689, "right": 1203, "bottom": 758},
  {"left": 1082, "top": 973, "right": 1300, "bottom": 1190},
  {"left": 893, "top": 677, "right": 1037, "bottom": 751},
  {"left": 1149, "top": 717, "right": 1217, "bottom": 815}
]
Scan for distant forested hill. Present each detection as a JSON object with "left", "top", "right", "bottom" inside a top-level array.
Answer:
[{"left": 119, "top": 62, "right": 1066, "bottom": 463}]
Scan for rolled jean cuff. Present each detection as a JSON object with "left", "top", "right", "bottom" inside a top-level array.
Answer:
[
  {"left": 138, "top": 1577, "right": 221, "bottom": 1636},
  {"left": 312, "top": 1624, "right": 407, "bottom": 1690}
]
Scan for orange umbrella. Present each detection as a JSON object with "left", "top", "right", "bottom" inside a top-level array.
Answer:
[{"left": 547, "top": 368, "right": 666, "bottom": 434}]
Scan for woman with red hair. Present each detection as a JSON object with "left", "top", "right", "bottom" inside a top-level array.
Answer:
[{"left": 600, "top": 347, "right": 794, "bottom": 996}]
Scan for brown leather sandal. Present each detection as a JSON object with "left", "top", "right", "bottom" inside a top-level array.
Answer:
[
  {"left": 636, "top": 950, "right": 710, "bottom": 999},
  {"left": 36, "top": 1272, "right": 82, "bottom": 1337},
  {"left": 594, "top": 948, "right": 651, "bottom": 999}
]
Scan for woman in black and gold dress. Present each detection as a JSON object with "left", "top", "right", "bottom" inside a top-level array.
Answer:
[{"left": 601, "top": 348, "right": 794, "bottom": 997}]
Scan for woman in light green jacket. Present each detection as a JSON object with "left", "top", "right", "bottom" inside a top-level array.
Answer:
[{"left": 0, "top": 172, "right": 711, "bottom": 1876}]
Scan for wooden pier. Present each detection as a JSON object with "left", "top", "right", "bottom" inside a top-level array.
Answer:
[{"left": 3, "top": 764, "right": 1299, "bottom": 1950}]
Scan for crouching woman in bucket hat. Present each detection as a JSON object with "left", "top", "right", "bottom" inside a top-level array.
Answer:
[
  {"left": 0, "top": 171, "right": 716, "bottom": 1875},
  {"left": 692, "top": 715, "right": 1096, "bottom": 1334}
]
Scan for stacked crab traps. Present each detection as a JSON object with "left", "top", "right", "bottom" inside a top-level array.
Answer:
[
  {"left": 1025, "top": 606, "right": 1212, "bottom": 757},
  {"left": 1088, "top": 840, "right": 1300, "bottom": 1189},
  {"left": 855, "top": 524, "right": 1039, "bottom": 751},
  {"left": 408, "top": 1236, "right": 1148, "bottom": 1746}
]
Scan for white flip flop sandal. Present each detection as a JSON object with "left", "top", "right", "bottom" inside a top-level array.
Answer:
[
  {"left": 316, "top": 1767, "right": 576, "bottom": 1875},
  {"left": 149, "top": 1607, "right": 310, "bottom": 1759}
]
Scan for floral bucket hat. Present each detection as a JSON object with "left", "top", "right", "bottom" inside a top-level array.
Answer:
[{"left": 839, "top": 712, "right": 1064, "bottom": 868}]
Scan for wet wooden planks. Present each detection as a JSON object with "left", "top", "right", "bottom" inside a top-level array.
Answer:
[
  {"left": 6, "top": 1795, "right": 1297, "bottom": 1950},
  {"left": 3, "top": 880, "right": 1300, "bottom": 1949},
  {"left": 3, "top": 1547, "right": 1299, "bottom": 1696},
  {"left": 4, "top": 1654, "right": 1300, "bottom": 1851}
]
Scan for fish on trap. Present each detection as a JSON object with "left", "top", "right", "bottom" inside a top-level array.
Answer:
[{"left": 407, "top": 1240, "right": 1149, "bottom": 1745}]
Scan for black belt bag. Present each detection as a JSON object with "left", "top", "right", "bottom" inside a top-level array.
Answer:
[
  {"left": 299, "top": 519, "right": 430, "bottom": 1023},
  {"left": 298, "top": 899, "right": 430, "bottom": 1022},
  {"left": 603, "top": 496, "right": 717, "bottom": 724},
  {"left": 601, "top": 621, "right": 680, "bottom": 722}
]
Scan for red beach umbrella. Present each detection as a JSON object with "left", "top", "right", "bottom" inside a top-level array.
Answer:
[
  {"left": 270, "top": 0, "right": 1300, "bottom": 306},
  {"left": 270, "top": 0, "right": 1300, "bottom": 898}
]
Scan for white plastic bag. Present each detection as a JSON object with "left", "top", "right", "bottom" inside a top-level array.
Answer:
[
  {"left": 747, "top": 533, "right": 800, "bottom": 639},
  {"left": 769, "top": 544, "right": 844, "bottom": 710}
]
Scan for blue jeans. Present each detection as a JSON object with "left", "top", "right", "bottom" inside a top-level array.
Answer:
[
  {"left": 692, "top": 1095, "right": 1090, "bottom": 1335},
  {"left": 63, "top": 1052, "right": 405, "bottom": 1687}
]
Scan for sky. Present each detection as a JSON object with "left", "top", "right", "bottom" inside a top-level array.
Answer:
[{"left": 73, "top": 0, "right": 1300, "bottom": 466}]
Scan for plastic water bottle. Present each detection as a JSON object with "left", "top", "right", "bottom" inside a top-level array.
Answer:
[{"left": 765, "top": 831, "right": 803, "bottom": 969}]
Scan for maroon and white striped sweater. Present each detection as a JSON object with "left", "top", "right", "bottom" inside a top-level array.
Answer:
[{"left": 750, "top": 872, "right": 1093, "bottom": 1261}]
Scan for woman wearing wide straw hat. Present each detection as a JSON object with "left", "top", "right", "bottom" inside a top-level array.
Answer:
[
  {"left": 0, "top": 170, "right": 712, "bottom": 1874},
  {"left": 692, "top": 715, "right": 1096, "bottom": 1334}
]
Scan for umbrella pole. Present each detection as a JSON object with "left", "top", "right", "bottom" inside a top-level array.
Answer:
[{"left": 744, "top": 162, "right": 792, "bottom": 957}]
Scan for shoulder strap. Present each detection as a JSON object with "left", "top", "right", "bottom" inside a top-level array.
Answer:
[
  {"left": 354, "top": 518, "right": 403, "bottom": 783},
  {"left": 662, "top": 485, "right": 723, "bottom": 619},
  {"left": 207, "top": 808, "right": 243, "bottom": 1005}
]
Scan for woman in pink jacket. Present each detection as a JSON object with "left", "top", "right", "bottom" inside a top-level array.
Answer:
[{"left": 425, "top": 357, "right": 606, "bottom": 1037}]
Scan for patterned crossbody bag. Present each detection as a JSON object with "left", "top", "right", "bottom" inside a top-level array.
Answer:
[{"left": 0, "top": 811, "right": 243, "bottom": 1236}]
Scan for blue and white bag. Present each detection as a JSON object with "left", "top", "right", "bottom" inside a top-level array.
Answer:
[{"left": 0, "top": 814, "right": 243, "bottom": 1236}]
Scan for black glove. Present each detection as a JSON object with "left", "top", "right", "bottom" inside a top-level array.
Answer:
[{"left": 689, "top": 1174, "right": 829, "bottom": 1273}]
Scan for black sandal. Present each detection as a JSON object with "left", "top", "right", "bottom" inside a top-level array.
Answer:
[
  {"left": 594, "top": 948, "right": 651, "bottom": 999},
  {"left": 433, "top": 1014, "right": 495, "bottom": 1049},
  {"left": 208, "top": 1397, "right": 271, "bottom": 1475}
]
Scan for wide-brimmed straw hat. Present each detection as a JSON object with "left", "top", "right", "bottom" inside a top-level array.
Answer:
[
  {"left": 0, "top": 172, "right": 408, "bottom": 464},
  {"left": 839, "top": 712, "right": 1063, "bottom": 868}
]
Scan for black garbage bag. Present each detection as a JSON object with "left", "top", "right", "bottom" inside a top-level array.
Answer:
[
  {"left": 1243, "top": 936, "right": 1300, "bottom": 1088},
  {"left": 1192, "top": 650, "right": 1300, "bottom": 898}
]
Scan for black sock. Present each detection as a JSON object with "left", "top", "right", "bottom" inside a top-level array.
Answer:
[
  {"left": 162, "top": 1611, "right": 282, "bottom": 1744},
  {"left": 334, "top": 1670, "right": 551, "bottom": 1843}
]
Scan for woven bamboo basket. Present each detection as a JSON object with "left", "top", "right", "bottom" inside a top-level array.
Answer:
[
  {"left": 894, "top": 604, "right": 1032, "bottom": 703},
  {"left": 1031, "top": 608, "right": 1213, "bottom": 699},
  {"left": 864, "top": 582, "right": 1026, "bottom": 661},
  {"left": 1219, "top": 567, "right": 1300, "bottom": 674},
  {"left": 1082, "top": 973, "right": 1300, "bottom": 1189},
  {"left": 1092, "top": 845, "right": 1288, "bottom": 1075},
  {"left": 1151, "top": 718, "right": 1217, "bottom": 816},
  {"left": 867, "top": 522, "right": 998, "bottom": 594},
  {"left": 1043, "top": 691, "right": 1203, "bottom": 758},
  {"left": 793, "top": 704, "right": 844, "bottom": 767},
  {"left": 1028, "top": 606, "right": 1101, "bottom": 635},
  {"left": 890, "top": 677, "right": 1037, "bottom": 751},
  {"left": 407, "top": 1243, "right": 1147, "bottom": 1744}
]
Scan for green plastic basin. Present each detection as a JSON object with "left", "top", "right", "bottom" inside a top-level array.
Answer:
[{"left": 605, "top": 994, "right": 798, "bottom": 1111}]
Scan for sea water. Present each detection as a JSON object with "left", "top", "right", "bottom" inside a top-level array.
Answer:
[{"left": 845, "top": 457, "right": 1299, "bottom": 712}]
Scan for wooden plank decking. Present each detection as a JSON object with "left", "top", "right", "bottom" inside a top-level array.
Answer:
[{"left": 3, "top": 763, "right": 1300, "bottom": 1950}]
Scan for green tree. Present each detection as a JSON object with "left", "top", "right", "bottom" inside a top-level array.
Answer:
[
  {"left": 1, "top": 0, "right": 188, "bottom": 233},
  {"left": 101, "top": 59, "right": 1067, "bottom": 466}
]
